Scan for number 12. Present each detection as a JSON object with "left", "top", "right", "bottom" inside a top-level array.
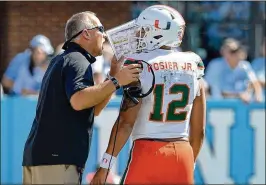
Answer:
[{"left": 149, "top": 84, "right": 190, "bottom": 122}]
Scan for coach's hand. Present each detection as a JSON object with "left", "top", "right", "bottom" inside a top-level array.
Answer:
[
  {"left": 109, "top": 55, "right": 124, "bottom": 77},
  {"left": 90, "top": 168, "right": 108, "bottom": 185},
  {"left": 115, "top": 63, "right": 142, "bottom": 86}
]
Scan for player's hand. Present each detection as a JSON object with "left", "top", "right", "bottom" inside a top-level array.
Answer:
[
  {"left": 109, "top": 55, "right": 124, "bottom": 77},
  {"left": 115, "top": 63, "right": 142, "bottom": 86},
  {"left": 89, "top": 168, "right": 108, "bottom": 185}
]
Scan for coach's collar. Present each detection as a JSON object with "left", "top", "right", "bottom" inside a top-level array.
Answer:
[{"left": 66, "top": 42, "right": 96, "bottom": 64}]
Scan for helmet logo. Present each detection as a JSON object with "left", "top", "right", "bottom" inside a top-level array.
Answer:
[{"left": 154, "top": 20, "right": 171, "bottom": 30}]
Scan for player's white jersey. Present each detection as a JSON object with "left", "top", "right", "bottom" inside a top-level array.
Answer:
[{"left": 126, "top": 49, "right": 204, "bottom": 141}]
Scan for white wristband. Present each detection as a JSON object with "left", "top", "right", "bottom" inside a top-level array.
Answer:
[{"left": 100, "top": 153, "right": 117, "bottom": 169}]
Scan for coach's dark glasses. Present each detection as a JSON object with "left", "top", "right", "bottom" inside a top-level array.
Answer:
[
  {"left": 92, "top": 26, "right": 105, "bottom": 33},
  {"left": 62, "top": 26, "right": 105, "bottom": 50}
]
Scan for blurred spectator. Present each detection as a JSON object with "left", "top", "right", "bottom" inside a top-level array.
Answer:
[
  {"left": 206, "top": 23, "right": 245, "bottom": 52},
  {"left": 1, "top": 34, "right": 54, "bottom": 94},
  {"left": 54, "top": 42, "right": 64, "bottom": 56},
  {"left": 12, "top": 46, "right": 49, "bottom": 96},
  {"left": 189, "top": 2, "right": 251, "bottom": 61},
  {"left": 252, "top": 39, "right": 265, "bottom": 98},
  {"left": 92, "top": 56, "right": 105, "bottom": 85},
  {"left": 200, "top": 2, "right": 250, "bottom": 22},
  {"left": 205, "top": 38, "right": 263, "bottom": 103}
]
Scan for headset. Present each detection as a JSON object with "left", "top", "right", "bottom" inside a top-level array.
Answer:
[
  {"left": 104, "top": 59, "right": 155, "bottom": 184},
  {"left": 123, "top": 60, "right": 155, "bottom": 104}
]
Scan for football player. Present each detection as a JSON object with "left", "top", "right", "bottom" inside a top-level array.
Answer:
[{"left": 91, "top": 5, "right": 206, "bottom": 185}]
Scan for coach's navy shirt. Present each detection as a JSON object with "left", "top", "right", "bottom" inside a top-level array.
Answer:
[{"left": 22, "top": 42, "right": 96, "bottom": 167}]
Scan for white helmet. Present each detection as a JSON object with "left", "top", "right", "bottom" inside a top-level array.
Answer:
[{"left": 133, "top": 5, "right": 186, "bottom": 52}]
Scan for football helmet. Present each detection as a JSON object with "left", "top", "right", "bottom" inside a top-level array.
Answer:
[{"left": 132, "top": 5, "right": 186, "bottom": 52}]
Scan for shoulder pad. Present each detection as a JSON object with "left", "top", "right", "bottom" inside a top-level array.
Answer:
[{"left": 187, "top": 52, "right": 205, "bottom": 79}]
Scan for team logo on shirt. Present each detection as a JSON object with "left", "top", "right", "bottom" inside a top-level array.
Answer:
[{"left": 102, "top": 158, "right": 108, "bottom": 164}]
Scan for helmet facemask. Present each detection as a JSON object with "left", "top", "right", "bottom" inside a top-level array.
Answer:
[{"left": 129, "top": 25, "right": 154, "bottom": 53}]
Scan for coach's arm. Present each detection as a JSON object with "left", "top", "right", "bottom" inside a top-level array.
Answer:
[
  {"left": 189, "top": 79, "right": 206, "bottom": 162},
  {"left": 64, "top": 56, "right": 140, "bottom": 112}
]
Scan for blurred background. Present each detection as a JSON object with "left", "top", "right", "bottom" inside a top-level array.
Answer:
[{"left": 0, "top": 1, "right": 265, "bottom": 184}]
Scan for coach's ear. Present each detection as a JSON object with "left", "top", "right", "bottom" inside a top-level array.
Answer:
[{"left": 83, "top": 30, "right": 91, "bottom": 40}]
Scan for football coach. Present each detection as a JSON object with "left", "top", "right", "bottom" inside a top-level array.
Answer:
[{"left": 22, "top": 11, "right": 141, "bottom": 184}]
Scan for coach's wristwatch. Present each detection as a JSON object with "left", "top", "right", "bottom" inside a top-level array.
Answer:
[
  {"left": 110, "top": 77, "right": 120, "bottom": 90},
  {"left": 107, "top": 72, "right": 120, "bottom": 90}
]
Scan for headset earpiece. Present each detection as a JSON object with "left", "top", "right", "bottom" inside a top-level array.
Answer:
[{"left": 124, "top": 85, "right": 142, "bottom": 105}]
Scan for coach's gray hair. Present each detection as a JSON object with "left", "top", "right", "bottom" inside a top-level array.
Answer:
[{"left": 65, "top": 11, "right": 97, "bottom": 41}]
